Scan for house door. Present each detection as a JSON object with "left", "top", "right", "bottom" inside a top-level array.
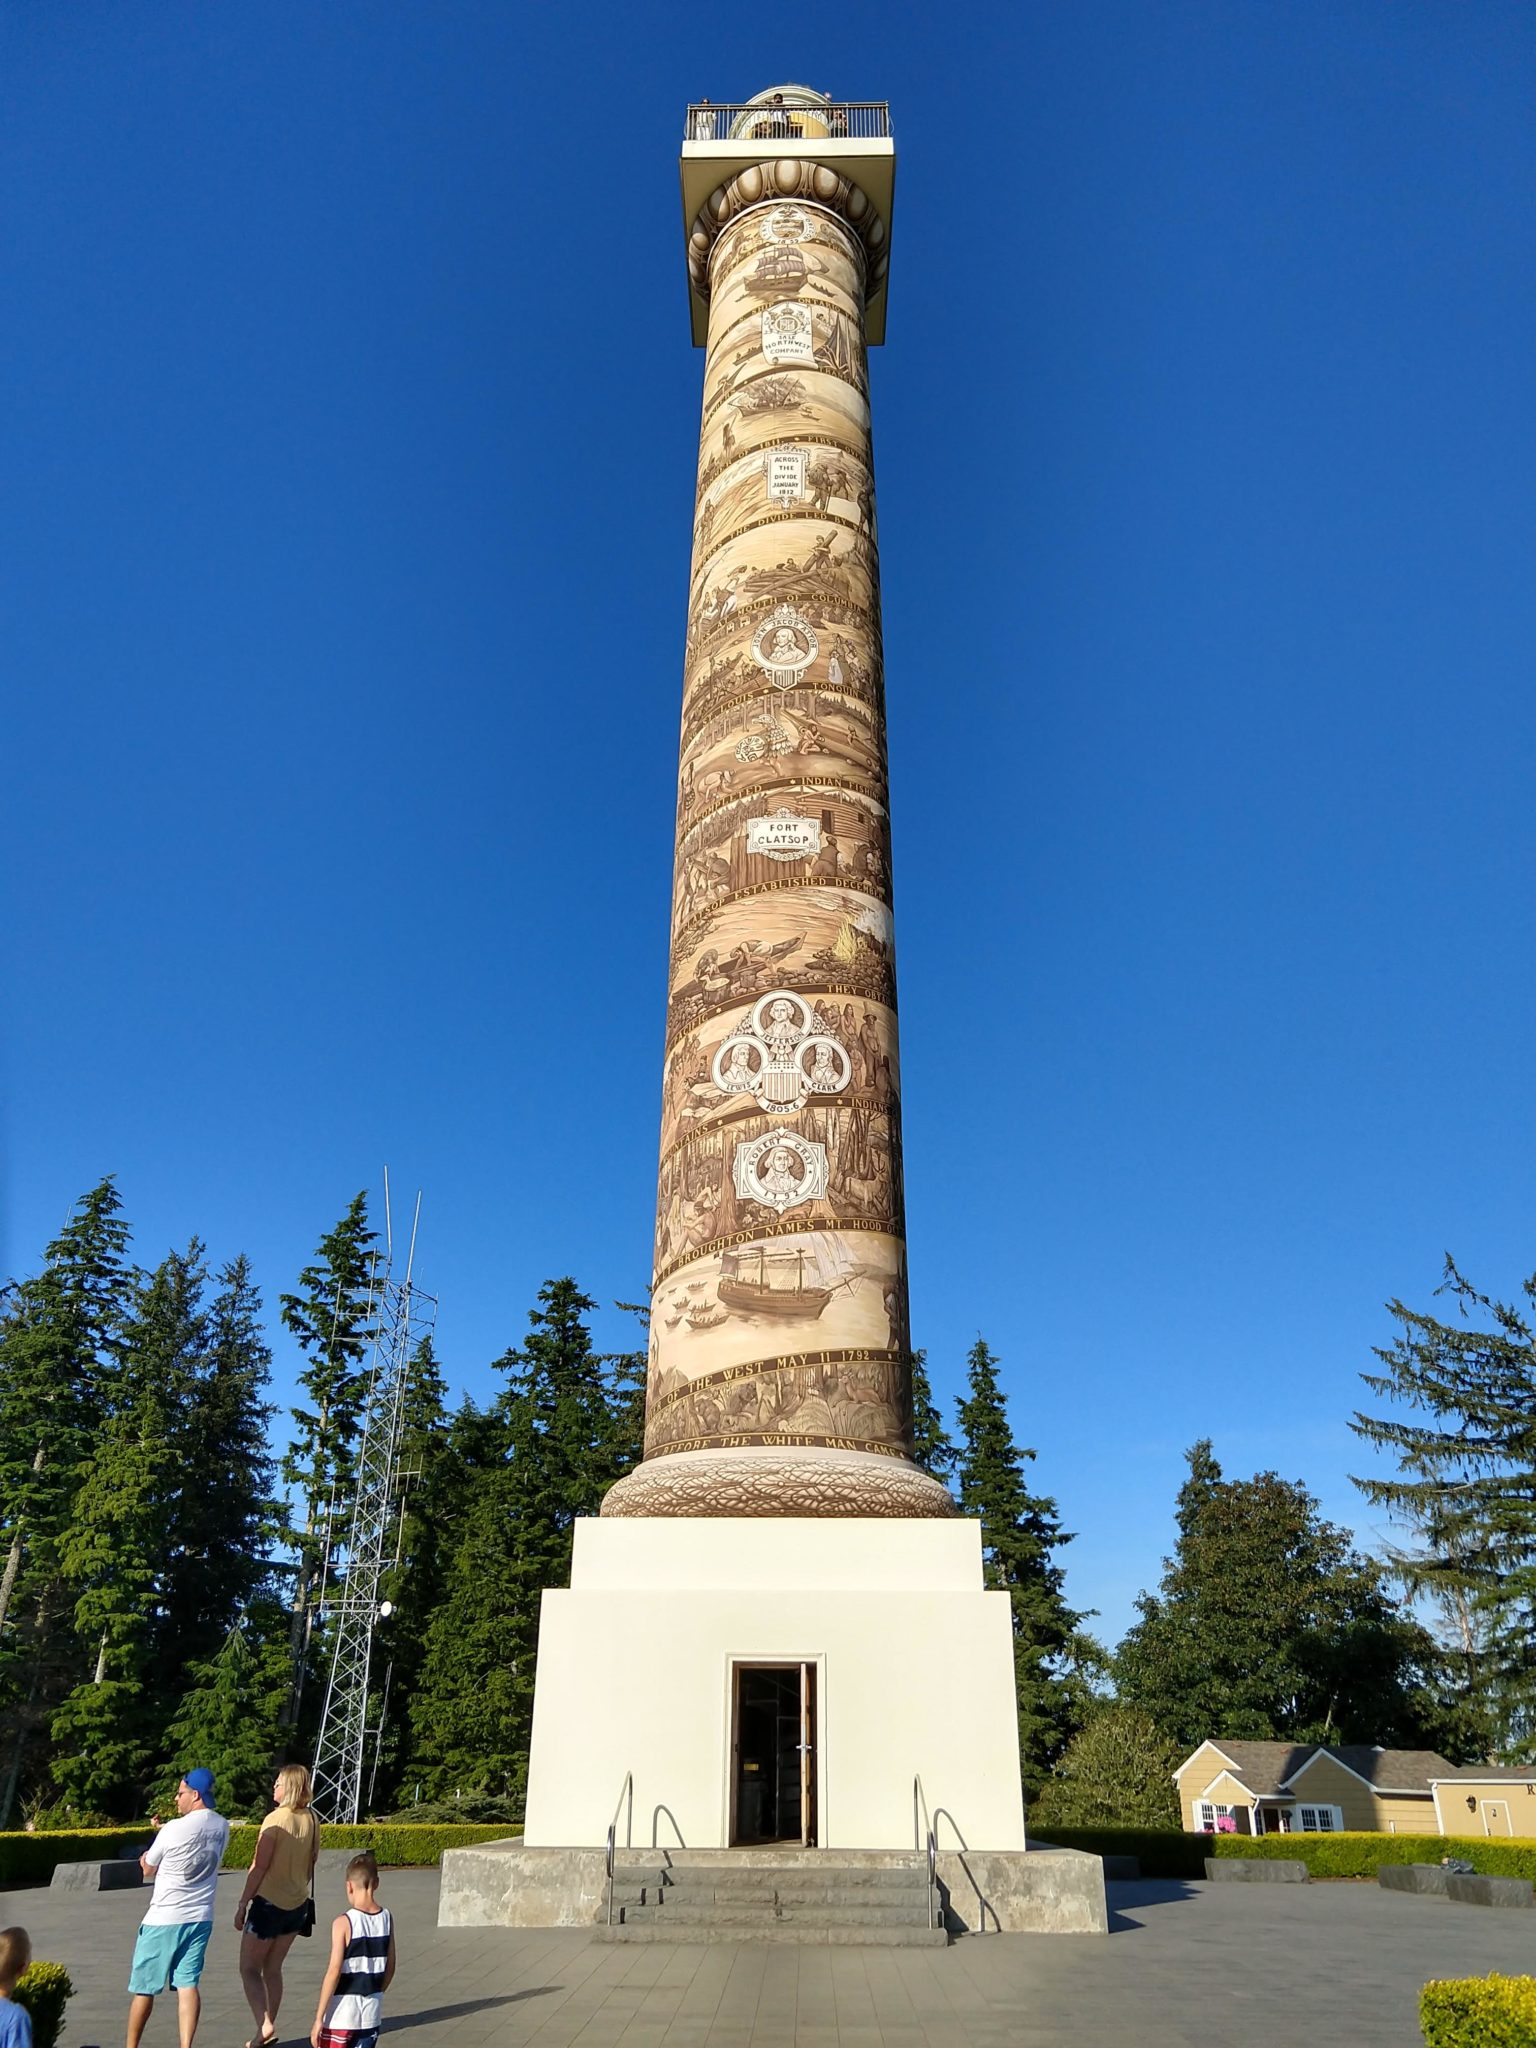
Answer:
[
  {"left": 731, "top": 1663, "right": 817, "bottom": 1846},
  {"left": 1482, "top": 1800, "right": 1513, "bottom": 1837}
]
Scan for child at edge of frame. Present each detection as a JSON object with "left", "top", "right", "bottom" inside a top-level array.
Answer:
[
  {"left": 310, "top": 1855, "right": 395, "bottom": 2048},
  {"left": 0, "top": 1928, "right": 34, "bottom": 2048}
]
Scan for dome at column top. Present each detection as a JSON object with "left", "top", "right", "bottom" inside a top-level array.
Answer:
[{"left": 742, "top": 84, "right": 829, "bottom": 107}]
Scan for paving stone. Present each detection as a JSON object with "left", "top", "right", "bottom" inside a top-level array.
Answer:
[{"left": 12, "top": 1864, "right": 1536, "bottom": 2047}]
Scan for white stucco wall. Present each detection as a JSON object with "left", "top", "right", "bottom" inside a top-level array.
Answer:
[{"left": 522, "top": 1516, "right": 1026, "bottom": 1853}]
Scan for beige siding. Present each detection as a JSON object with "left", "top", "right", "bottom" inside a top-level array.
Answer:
[
  {"left": 1180, "top": 1768, "right": 1256, "bottom": 1833},
  {"left": 1372, "top": 1793, "right": 1437, "bottom": 1836},
  {"left": 1175, "top": 1748, "right": 1236, "bottom": 1831},
  {"left": 1438, "top": 1782, "right": 1536, "bottom": 1839},
  {"left": 1283, "top": 1754, "right": 1379, "bottom": 1831}
]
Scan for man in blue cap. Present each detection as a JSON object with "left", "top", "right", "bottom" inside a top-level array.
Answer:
[{"left": 126, "top": 1769, "right": 230, "bottom": 2048}]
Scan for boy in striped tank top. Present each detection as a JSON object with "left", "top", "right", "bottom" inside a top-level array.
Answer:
[{"left": 310, "top": 1855, "right": 395, "bottom": 2048}]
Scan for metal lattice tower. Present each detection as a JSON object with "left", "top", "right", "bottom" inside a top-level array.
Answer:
[{"left": 311, "top": 1188, "right": 436, "bottom": 1823}]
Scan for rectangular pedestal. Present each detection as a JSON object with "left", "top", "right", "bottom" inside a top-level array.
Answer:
[{"left": 522, "top": 1516, "right": 1026, "bottom": 1853}]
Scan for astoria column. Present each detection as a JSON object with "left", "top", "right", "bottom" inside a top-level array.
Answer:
[{"left": 605, "top": 89, "right": 952, "bottom": 1520}]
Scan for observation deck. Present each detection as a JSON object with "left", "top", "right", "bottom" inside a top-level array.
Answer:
[{"left": 680, "top": 86, "right": 895, "bottom": 344}]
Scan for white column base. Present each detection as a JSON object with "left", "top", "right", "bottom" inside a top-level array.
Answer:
[{"left": 522, "top": 1516, "right": 1027, "bottom": 1853}]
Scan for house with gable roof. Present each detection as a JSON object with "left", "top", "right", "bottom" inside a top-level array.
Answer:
[{"left": 1175, "top": 1738, "right": 1536, "bottom": 1837}]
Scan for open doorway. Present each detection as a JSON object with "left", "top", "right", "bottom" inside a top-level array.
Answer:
[{"left": 730, "top": 1663, "right": 817, "bottom": 1846}]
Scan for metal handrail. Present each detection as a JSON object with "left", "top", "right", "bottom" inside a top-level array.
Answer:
[
  {"left": 684, "top": 101, "right": 891, "bottom": 143},
  {"left": 603, "top": 1771, "right": 633, "bottom": 1929},
  {"left": 914, "top": 1777, "right": 990, "bottom": 1935},
  {"left": 651, "top": 1804, "right": 687, "bottom": 1850}
]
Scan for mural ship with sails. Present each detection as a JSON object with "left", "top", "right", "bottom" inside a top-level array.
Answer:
[
  {"left": 718, "top": 1242, "right": 835, "bottom": 1319},
  {"left": 745, "top": 245, "right": 809, "bottom": 296}
]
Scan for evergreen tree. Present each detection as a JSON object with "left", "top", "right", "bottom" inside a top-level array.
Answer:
[
  {"left": 503, "top": 1278, "right": 631, "bottom": 1534},
  {"left": 158, "top": 1616, "right": 289, "bottom": 1817},
  {"left": 1116, "top": 1441, "right": 1450, "bottom": 1755},
  {"left": 1029, "top": 1704, "right": 1183, "bottom": 1830},
  {"left": 278, "top": 1194, "right": 379, "bottom": 1729},
  {"left": 50, "top": 1244, "right": 208, "bottom": 1814},
  {"left": 409, "top": 1280, "right": 619, "bottom": 1808},
  {"left": 954, "top": 1339, "right": 1085, "bottom": 1791},
  {"left": 155, "top": 1254, "right": 281, "bottom": 1697},
  {"left": 1350, "top": 1255, "right": 1536, "bottom": 1757},
  {"left": 0, "top": 1182, "right": 136, "bottom": 1824},
  {"left": 606, "top": 1302, "right": 652, "bottom": 1482},
  {"left": 408, "top": 1454, "right": 533, "bottom": 1804},
  {"left": 367, "top": 1334, "right": 454, "bottom": 1812},
  {"left": 909, "top": 1349, "right": 957, "bottom": 1482}
]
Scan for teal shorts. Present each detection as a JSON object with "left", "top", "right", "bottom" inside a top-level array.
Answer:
[{"left": 128, "top": 1920, "right": 212, "bottom": 1994}]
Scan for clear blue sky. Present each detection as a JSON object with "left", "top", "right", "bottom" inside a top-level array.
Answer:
[{"left": 6, "top": 2, "right": 1534, "bottom": 1646}]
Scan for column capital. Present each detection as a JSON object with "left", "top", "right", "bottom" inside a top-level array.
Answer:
[{"left": 686, "top": 164, "right": 890, "bottom": 322}]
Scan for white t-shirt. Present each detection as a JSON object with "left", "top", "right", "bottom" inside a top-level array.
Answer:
[{"left": 142, "top": 1807, "right": 231, "bottom": 1925}]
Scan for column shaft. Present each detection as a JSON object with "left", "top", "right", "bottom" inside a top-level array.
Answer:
[{"left": 604, "top": 186, "right": 950, "bottom": 1520}]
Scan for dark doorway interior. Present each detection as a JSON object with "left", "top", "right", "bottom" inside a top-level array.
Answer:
[{"left": 732, "top": 1663, "right": 816, "bottom": 1845}]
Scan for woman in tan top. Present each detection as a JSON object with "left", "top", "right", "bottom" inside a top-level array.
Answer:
[{"left": 233, "top": 1763, "right": 319, "bottom": 2048}]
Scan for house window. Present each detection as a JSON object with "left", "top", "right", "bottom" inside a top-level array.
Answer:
[
  {"left": 1295, "top": 1805, "right": 1342, "bottom": 1833},
  {"left": 1197, "top": 1801, "right": 1236, "bottom": 1832}
]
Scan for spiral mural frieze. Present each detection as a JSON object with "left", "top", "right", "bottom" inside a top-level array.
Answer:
[{"left": 603, "top": 188, "right": 954, "bottom": 1521}]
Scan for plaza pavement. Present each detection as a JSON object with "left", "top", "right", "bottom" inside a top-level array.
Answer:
[{"left": 2, "top": 1865, "right": 1532, "bottom": 2048}]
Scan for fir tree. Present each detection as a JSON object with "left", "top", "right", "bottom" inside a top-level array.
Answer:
[
  {"left": 50, "top": 1244, "right": 208, "bottom": 1814},
  {"left": 408, "top": 1455, "right": 535, "bottom": 1804},
  {"left": 409, "top": 1280, "right": 618, "bottom": 1808},
  {"left": 502, "top": 1278, "right": 628, "bottom": 1532},
  {"left": 909, "top": 1349, "right": 957, "bottom": 1482},
  {"left": 1116, "top": 1441, "right": 1450, "bottom": 1755},
  {"left": 606, "top": 1301, "right": 652, "bottom": 1482},
  {"left": 157, "top": 1254, "right": 281, "bottom": 1688},
  {"left": 1351, "top": 1255, "right": 1536, "bottom": 1756},
  {"left": 158, "top": 1617, "right": 289, "bottom": 1817},
  {"left": 278, "top": 1194, "right": 379, "bottom": 1728},
  {"left": 0, "top": 1181, "right": 135, "bottom": 1824},
  {"left": 954, "top": 1338, "right": 1085, "bottom": 1791},
  {"left": 367, "top": 1334, "right": 454, "bottom": 1811}
]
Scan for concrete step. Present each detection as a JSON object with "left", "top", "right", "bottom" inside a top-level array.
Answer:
[
  {"left": 618, "top": 1901, "right": 932, "bottom": 1927},
  {"left": 613, "top": 1880, "right": 930, "bottom": 1907},
  {"left": 613, "top": 1868, "right": 928, "bottom": 1895},
  {"left": 595, "top": 1921, "right": 949, "bottom": 1947},
  {"left": 603, "top": 1855, "right": 942, "bottom": 1947}
]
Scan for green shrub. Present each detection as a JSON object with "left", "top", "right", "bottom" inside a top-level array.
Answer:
[
  {"left": 0, "top": 1821, "right": 518, "bottom": 1890},
  {"left": 1421, "top": 1974, "right": 1536, "bottom": 2046},
  {"left": 13, "top": 1962, "right": 75, "bottom": 2048},
  {"left": 221, "top": 1822, "right": 518, "bottom": 1872},
  {"left": 1026, "top": 1828, "right": 1208, "bottom": 1879},
  {"left": 378, "top": 1795, "right": 523, "bottom": 1826},
  {"left": 22, "top": 1799, "right": 115, "bottom": 1830},
  {"left": 1210, "top": 1832, "right": 1536, "bottom": 1882},
  {"left": 0, "top": 1831, "right": 144, "bottom": 1889},
  {"left": 1027, "top": 1827, "right": 1536, "bottom": 1884}
]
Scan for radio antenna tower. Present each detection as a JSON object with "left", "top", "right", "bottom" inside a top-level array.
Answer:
[{"left": 311, "top": 1171, "right": 437, "bottom": 1823}]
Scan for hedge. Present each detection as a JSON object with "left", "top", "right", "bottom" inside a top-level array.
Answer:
[
  {"left": 0, "top": 1831, "right": 145, "bottom": 1890},
  {"left": 0, "top": 1823, "right": 519, "bottom": 1890},
  {"left": 13, "top": 1964, "right": 74, "bottom": 2048},
  {"left": 1421, "top": 1975, "right": 1536, "bottom": 2047},
  {"left": 1211, "top": 1831, "right": 1536, "bottom": 1882},
  {"left": 222, "top": 1823, "right": 520, "bottom": 1872},
  {"left": 1028, "top": 1828, "right": 1210, "bottom": 1879},
  {"left": 1029, "top": 1828, "right": 1536, "bottom": 1883}
]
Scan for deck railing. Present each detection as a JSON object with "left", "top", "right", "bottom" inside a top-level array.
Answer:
[{"left": 684, "top": 102, "right": 891, "bottom": 144}]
